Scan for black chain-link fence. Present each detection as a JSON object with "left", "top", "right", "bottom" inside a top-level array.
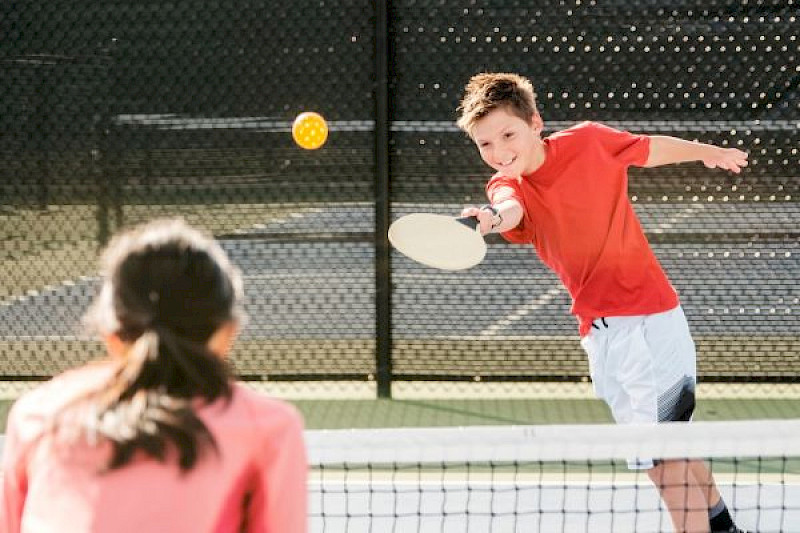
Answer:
[{"left": 1, "top": 1, "right": 798, "bottom": 396}]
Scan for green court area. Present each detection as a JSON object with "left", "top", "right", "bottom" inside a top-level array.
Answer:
[
  {"left": 292, "top": 398, "right": 800, "bottom": 429},
  {"left": 2, "top": 397, "right": 798, "bottom": 433}
]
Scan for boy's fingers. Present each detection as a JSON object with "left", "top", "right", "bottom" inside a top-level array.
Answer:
[
  {"left": 477, "top": 211, "right": 494, "bottom": 235},
  {"left": 730, "top": 156, "right": 748, "bottom": 171}
]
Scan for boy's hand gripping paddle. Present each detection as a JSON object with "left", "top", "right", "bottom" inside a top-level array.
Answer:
[{"left": 388, "top": 213, "right": 487, "bottom": 271}]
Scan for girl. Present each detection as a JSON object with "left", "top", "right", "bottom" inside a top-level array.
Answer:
[{"left": 1, "top": 219, "right": 307, "bottom": 532}]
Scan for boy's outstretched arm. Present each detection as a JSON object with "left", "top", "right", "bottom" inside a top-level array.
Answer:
[
  {"left": 461, "top": 198, "right": 523, "bottom": 236},
  {"left": 644, "top": 135, "right": 749, "bottom": 173}
]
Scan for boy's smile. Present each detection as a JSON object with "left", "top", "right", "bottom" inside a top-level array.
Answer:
[{"left": 471, "top": 107, "right": 546, "bottom": 177}]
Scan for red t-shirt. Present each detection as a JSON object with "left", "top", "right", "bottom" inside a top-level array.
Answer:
[{"left": 487, "top": 121, "right": 678, "bottom": 337}]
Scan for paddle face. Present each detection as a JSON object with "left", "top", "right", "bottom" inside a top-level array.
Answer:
[{"left": 388, "top": 213, "right": 487, "bottom": 270}]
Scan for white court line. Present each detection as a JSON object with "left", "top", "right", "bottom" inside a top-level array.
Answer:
[
  {"left": 647, "top": 202, "right": 707, "bottom": 233},
  {"left": 480, "top": 288, "right": 565, "bottom": 337},
  {"left": 222, "top": 207, "right": 325, "bottom": 236},
  {"left": 0, "top": 335, "right": 89, "bottom": 341},
  {"left": 0, "top": 276, "right": 96, "bottom": 308},
  {"left": 246, "top": 273, "right": 372, "bottom": 280}
]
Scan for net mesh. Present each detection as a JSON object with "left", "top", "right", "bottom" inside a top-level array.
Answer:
[
  {"left": 0, "top": 1, "right": 798, "bottom": 389},
  {"left": 308, "top": 419, "right": 800, "bottom": 532}
]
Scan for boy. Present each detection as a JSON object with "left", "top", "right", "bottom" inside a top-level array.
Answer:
[{"left": 458, "top": 72, "right": 748, "bottom": 533}]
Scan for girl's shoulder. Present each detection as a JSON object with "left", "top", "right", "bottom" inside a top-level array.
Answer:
[
  {"left": 218, "top": 382, "right": 305, "bottom": 433},
  {"left": 13, "top": 361, "right": 115, "bottom": 416}
]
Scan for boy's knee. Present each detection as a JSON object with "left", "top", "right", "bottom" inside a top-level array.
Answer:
[{"left": 647, "top": 459, "right": 692, "bottom": 485}]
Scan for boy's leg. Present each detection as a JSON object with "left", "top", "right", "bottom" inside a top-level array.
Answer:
[
  {"left": 689, "top": 459, "right": 720, "bottom": 508},
  {"left": 650, "top": 459, "right": 742, "bottom": 532},
  {"left": 582, "top": 312, "right": 702, "bottom": 531},
  {"left": 581, "top": 306, "right": 744, "bottom": 532},
  {"left": 689, "top": 460, "right": 741, "bottom": 532},
  {"left": 642, "top": 308, "right": 745, "bottom": 532},
  {"left": 648, "top": 459, "right": 710, "bottom": 533}
]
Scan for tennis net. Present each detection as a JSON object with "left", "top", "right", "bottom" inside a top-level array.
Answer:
[{"left": 307, "top": 419, "right": 800, "bottom": 532}]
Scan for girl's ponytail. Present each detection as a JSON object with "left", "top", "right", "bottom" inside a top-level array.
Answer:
[{"left": 63, "top": 219, "right": 243, "bottom": 471}]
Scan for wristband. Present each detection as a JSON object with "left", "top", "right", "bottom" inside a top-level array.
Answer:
[{"left": 480, "top": 204, "right": 503, "bottom": 230}]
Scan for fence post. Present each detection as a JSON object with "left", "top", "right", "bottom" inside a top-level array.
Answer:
[
  {"left": 374, "top": 0, "right": 392, "bottom": 398},
  {"left": 94, "top": 39, "right": 119, "bottom": 247}
]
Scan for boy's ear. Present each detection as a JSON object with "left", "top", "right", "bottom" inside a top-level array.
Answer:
[{"left": 530, "top": 112, "right": 543, "bottom": 133}]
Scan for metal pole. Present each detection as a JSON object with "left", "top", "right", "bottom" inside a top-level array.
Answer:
[{"left": 374, "top": 0, "right": 392, "bottom": 398}]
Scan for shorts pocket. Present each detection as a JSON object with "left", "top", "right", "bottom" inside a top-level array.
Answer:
[{"left": 581, "top": 332, "right": 606, "bottom": 400}]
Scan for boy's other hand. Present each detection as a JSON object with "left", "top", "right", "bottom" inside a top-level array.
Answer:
[
  {"left": 460, "top": 206, "right": 494, "bottom": 236},
  {"left": 702, "top": 147, "right": 749, "bottom": 173}
]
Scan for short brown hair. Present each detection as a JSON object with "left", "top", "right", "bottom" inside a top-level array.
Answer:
[{"left": 456, "top": 72, "right": 538, "bottom": 135}]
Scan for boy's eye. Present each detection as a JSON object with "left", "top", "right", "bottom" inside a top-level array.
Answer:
[{"left": 504, "top": 132, "right": 514, "bottom": 138}]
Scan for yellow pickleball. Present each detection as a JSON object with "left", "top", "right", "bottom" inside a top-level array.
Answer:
[{"left": 292, "top": 111, "right": 328, "bottom": 150}]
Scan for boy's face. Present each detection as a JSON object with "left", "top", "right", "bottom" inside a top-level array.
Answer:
[{"left": 471, "top": 107, "right": 544, "bottom": 177}]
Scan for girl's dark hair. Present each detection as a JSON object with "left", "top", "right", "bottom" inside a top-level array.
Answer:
[{"left": 74, "top": 219, "right": 244, "bottom": 471}]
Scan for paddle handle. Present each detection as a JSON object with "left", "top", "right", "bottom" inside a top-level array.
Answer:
[{"left": 455, "top": 216, "right": 480, "bottom": 232}]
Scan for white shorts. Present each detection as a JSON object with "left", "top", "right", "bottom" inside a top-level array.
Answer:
[{"left": 580, "top": 305, "right": 697, "bottom": 469}]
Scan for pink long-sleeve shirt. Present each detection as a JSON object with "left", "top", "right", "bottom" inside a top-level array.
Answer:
[{"left": 1, "top": 362, "right": 307, "bottom": 533}]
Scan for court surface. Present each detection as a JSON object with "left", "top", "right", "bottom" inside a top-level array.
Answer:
[
  {"left": 309, "top": 480, "right": 799, "bottom": 533},
  {"left": 2, "top": 202, "right": 797, "bottom": 339},
  {"left": 1, "top": 202, "right": 798, "bottom": 408}
]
